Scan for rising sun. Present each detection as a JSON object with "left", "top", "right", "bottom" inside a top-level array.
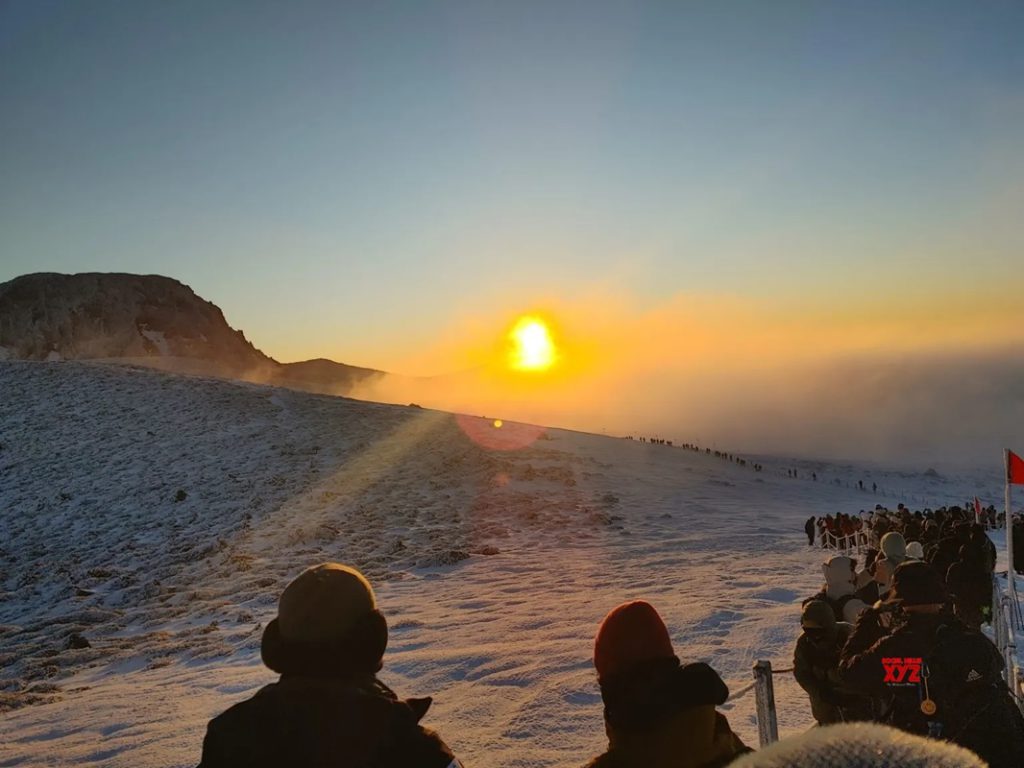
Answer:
[{"left": 508, "top": 316, "right": 557, "bottom": 371}]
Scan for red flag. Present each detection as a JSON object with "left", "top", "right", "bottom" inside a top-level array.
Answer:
[
  {"left": 974, "top": 496, "right": 983, "bottom": 518},
  {"left": 1009, "top": 450, "right": 1024, "bottom": 485}
]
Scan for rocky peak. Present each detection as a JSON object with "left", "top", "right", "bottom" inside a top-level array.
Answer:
[{"left": 0, "top": 272, "right": 270, "bottom": 369}]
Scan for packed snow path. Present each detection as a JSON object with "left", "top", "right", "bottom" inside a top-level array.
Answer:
[{"left": 0, "top": 362, "right": 996, "bottom": 767}]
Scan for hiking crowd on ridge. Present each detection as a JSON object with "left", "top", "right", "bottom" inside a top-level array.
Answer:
[
  {"left": 794, "top": 503, "right": 1024, "bottom": 767},
  {"left": 196, "top": 502, "right": 1024, "bottom": 767}
]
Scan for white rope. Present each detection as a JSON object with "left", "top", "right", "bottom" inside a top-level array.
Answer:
[{"left": 726, "top": 680, "right": 757, "bottom": 701}]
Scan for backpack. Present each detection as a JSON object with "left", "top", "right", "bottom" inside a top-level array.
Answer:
[
  {"left": 917, "top": 623, "right": 1002, "bottom": 731},
  {"left": 921, "top": 623, "right": 1024, "bottom": 766}
]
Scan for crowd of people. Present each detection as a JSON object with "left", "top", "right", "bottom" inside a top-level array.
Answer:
[
  {"left": 808, "top": 502, "right": 1005, "bottom": 552},
  {"left": 793, "top": 504, "right": 1024, "bottom": 767},
  {"left": 194, "top": 504, "right": 1024, "bottom": 767}
]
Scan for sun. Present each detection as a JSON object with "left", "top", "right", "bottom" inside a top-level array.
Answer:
[{"left": 508, "top": 316, "right": 557, "bottom": 371}]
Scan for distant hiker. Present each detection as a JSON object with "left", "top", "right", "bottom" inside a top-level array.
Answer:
[
  {"left": 966, "top": 523, "right": 996, "bottom": 574},
  {"left": 839, "top": 562, "right": 1024, "bottom": 768},
  {"left": 198, "top": 563, "right": 462, "bottom": 768},
  {"left": 855, "top": 548, "right": 879, "bottom": 588},
  {"left": 878, "top": 531, "right": 907, "bottom": 569},
  {"left": 871, "top": 531, "right": 908, "bottom": 600},
  {"left": 584, "top": 601, "right": 750, "bottom": 768},
  {"left": 872, "top": 482, "right": 877, "bottom": 494},
  {"left": 945, "top": 546, "right": 991, "bottom": 629},
  {"left": 927, "top": 525, "right": 966, "bottom": 586},
  {"left": 854, "top": 549, "right": 881, "bottom": 605},
  {"left": 871, "top": 514, "right": 891, "bottom": 544},
  {"left": 805, "top": 516, "right": 816, "bottom": 546},
  {"left": 793, "top": 601, "right": 871, "bottom": 725},
  {"left": 803, "top": 555, "right": 868, "bottom": 625}
]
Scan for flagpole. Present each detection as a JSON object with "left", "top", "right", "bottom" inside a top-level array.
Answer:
[{"left": 1007, "top": 449, "right": 1018, "bottom": 620}]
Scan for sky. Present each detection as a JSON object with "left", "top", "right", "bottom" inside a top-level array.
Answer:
[{"left": 2, "top": 1, "right": 1024, "bottom": 460}]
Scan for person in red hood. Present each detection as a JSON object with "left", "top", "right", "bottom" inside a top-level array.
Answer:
[{"left": 584, "top": 601, "right": 750, "bottom": 768}]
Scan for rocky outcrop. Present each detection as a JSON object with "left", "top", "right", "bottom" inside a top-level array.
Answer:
[
  {"left": 0, "top": 273, "right": 268, "bottom": 368},
  {"left": 0, "top": 272, "right": 383, "bottom": 394}
]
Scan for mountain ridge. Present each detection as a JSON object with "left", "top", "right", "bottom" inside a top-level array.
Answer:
[{"left": 0, "top": 271, "right": 383, "bottom": 395}]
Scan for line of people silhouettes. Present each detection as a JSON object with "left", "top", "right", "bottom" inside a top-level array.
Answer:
[
  {"left": 794, "top": 507, "right": 1024, "bottom": 768},
  {"left": 197, "top": 553, "right": 1024, "bottom": 767}
]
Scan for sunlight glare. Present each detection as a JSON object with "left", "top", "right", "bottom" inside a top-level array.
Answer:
[{"left": 508, "top": 316, "right": 557, "bottom": 371}]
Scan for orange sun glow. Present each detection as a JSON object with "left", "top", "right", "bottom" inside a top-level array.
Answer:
[{"left": 508, "top": 316, "right": 557, "bottom": 371}]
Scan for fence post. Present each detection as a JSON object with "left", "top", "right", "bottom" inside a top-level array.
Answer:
[
  {"left": 994, "top": 577, "right": 1003, "bottom": 647},
  {"left": 1005, "top": 597, "right": 1017, "bottom": 690},
  {"left": 753, "top": 660, "right": 779, "bottom": 747},
  {"left": 1014, "top": 669, "right": 1024, "bottom": 715}
]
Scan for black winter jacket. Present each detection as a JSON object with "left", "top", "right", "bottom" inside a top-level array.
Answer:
[
  {"left": 198, "top": 675, "right": 460, "bottom": 768},
  {"left": 793, "top": 624, "right": 871, "bottom": 724},
  {"left": 839, "top": 610, "right": 1024, "bottom": 768}
]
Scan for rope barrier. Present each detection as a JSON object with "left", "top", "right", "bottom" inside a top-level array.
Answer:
[
  {"left": 727, "top": 666, "right": 792, "bottom": 702},
  {"left": 726, "top": 680, "right": 756, "bottom": 702}
]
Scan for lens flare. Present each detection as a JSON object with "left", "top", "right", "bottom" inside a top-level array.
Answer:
[{"left": 456, "top": 414, "right": 545, "bottom": 451}]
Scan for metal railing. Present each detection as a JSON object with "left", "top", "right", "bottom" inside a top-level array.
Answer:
[
  {"left": 819, "top": 528, "right": 869, "bottom": 555},
  {"left": 991, "top": 574, "right": 1024, "bottom": 715}
]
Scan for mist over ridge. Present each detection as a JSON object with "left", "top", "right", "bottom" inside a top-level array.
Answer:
[{"left": 3, "top": 271, "right": 1021, "bottom": 468}]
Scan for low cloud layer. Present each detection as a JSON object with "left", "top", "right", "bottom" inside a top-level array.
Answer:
[{"left": 349, "top": 289, "right": 1024, "bottom": 466}]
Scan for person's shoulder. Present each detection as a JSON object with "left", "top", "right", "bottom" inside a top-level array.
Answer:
[
  {"left": 582, "top": 751, "right": 619, "bottom": 768},
  {"left": 206, "top": 682, "right": 279, "bottom": 731},
  {"left": 200, "top": 683, "right": 284, "bottom": 765}
]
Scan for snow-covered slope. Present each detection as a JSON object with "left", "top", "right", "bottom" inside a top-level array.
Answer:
[{"left": 0, "top": 362, "right": 1005, "bottom": 767}]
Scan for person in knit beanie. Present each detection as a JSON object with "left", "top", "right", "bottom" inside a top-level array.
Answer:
[
  {"left": 584, "top": 601, "right": 750, "bottom": 768},
  {"left": 792, "top": 601, "right": 871, "bottom": 725},
  {"left": 199, "top": 563, "right": 462, "bottom": 768}
]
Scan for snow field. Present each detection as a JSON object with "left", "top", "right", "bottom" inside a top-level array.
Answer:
[{"left": 0, "top": 361, "right": 1004, "bottom": 766}]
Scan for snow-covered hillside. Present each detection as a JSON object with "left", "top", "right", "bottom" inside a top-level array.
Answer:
[{"left": 0, "top": 362, "right": 1006, "bottom": 767}]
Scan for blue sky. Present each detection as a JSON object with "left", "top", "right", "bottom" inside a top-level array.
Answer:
[{"left": 2, "top": 1, "right": 1022, "bottom": 369}]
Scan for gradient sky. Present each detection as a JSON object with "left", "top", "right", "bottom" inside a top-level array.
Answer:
[{"left": 2, "top": 1, "right": 1023, "bottom": 372}]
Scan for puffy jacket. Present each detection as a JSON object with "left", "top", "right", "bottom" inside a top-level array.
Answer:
[
  {"left": 793, "top": 623, "right": 871, "bottom": 725},
  {"left": 198, "top": 675, "right": 460, "bottom": 768}
]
